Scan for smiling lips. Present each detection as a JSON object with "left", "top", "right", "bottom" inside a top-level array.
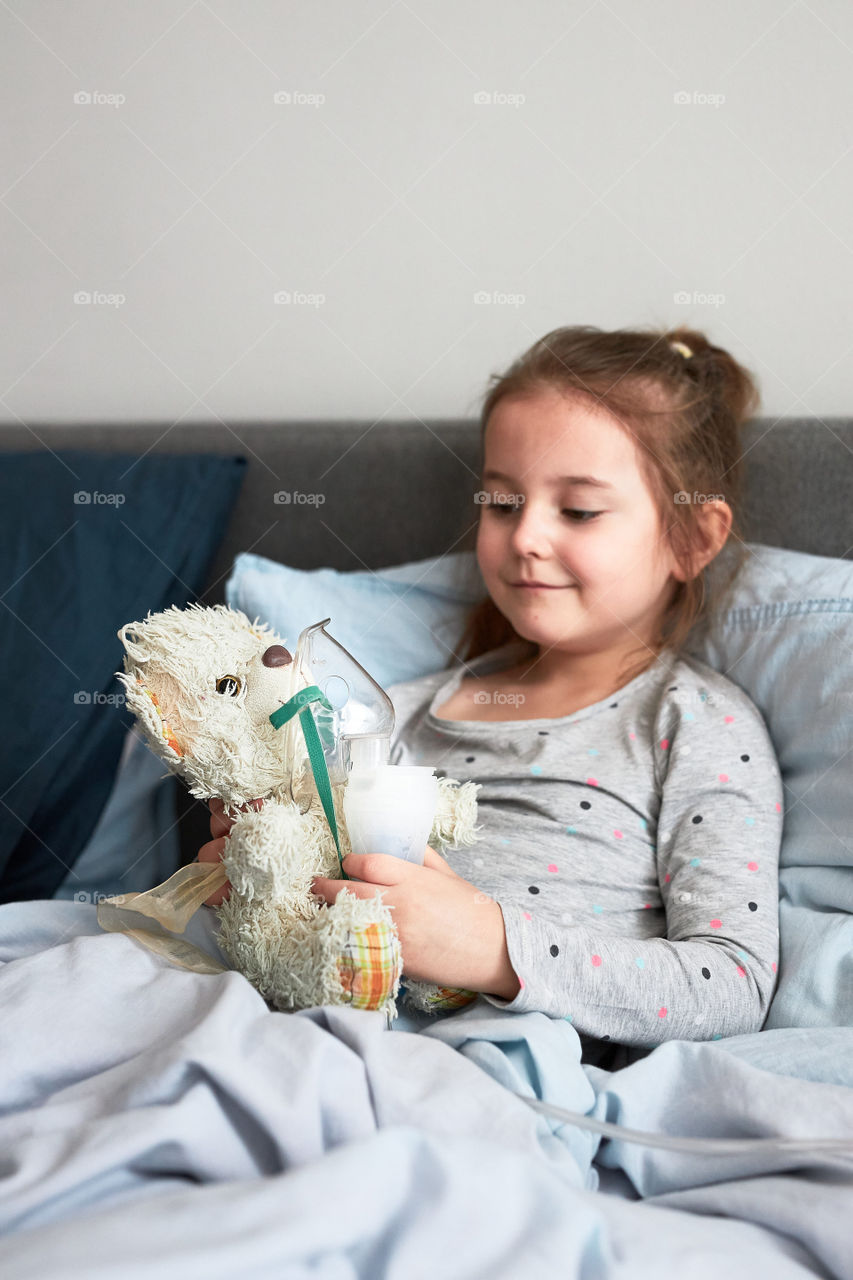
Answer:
[{"left": 510, "top": 581, "right": 575, "bottom": 589}]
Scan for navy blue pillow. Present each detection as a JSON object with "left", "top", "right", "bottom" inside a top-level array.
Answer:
[{"left": 0, "top": 451, "right": 246, "bottom": 902}]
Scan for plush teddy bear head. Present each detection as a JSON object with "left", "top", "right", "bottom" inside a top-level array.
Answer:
[{"left": 117, "top": 603, "right": 310, "bottom": 808}]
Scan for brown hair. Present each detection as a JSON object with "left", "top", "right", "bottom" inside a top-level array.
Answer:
[{"left": 449, "top": 324, "right": 760, "bottom": 687}]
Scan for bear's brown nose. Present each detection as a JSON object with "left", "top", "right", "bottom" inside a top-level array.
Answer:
[{"left": 262, "top": 644, "right": 293, "bottom": 668}]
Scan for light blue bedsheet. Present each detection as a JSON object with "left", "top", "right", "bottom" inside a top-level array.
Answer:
[{"left": 0, "top": 901, "right": 850, "bottom": 1280}]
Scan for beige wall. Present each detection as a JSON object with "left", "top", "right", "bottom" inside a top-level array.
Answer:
[{"left": 2, "top": 1, "right": 851, "bottom": 423}]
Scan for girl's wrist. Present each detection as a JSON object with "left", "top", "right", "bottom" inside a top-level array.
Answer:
[{"left": 481, "top": 900, "right": 521, "bottom": 1001}]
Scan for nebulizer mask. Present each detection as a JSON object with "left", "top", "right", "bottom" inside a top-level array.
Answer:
[{"left": 270, "top": 617, "right": 439, "bottom": 877}]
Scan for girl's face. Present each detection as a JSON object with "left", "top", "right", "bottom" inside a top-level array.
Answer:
[{"left": 476, "top": 389, "right": 687, "bottom": 665}]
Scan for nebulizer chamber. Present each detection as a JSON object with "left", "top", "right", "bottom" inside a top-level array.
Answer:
[{"left": 288, "top": 619, "right": 438, "bottom": 864}]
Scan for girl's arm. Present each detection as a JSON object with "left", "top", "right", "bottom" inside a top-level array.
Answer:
[{"left": 481, "top": 701, "right": 784, "bottom": 1047}]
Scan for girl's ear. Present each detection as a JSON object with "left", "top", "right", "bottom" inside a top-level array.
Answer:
[{"left": 671, "top": 499, "right": 733, "bottom": 583}]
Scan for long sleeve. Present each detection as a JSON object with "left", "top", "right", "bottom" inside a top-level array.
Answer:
[{"left": 481, "top": 686, "right": 784, "bottom": 1046}]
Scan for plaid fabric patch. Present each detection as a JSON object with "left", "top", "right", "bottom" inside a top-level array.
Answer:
[
  {"left": 426, "top": 986, "right": 478, "bottom": 1010},
  {"left": 336, "top": 922, "right": 401, "bottom": 1011}
]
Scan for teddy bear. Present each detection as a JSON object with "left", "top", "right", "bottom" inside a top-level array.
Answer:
[{"left": 110, "top": 603, "right": 483, "bottom": 1025}]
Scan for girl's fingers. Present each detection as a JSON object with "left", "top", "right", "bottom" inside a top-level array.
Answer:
[
  {"left": 208, "top": 796, "right": 264, "bottom": 840},
  {"left": 422, "top": 845, "right": 461, "bottom": 877},
  {"left": 197, "top": 837, "right": 231, "bottom": 906}
]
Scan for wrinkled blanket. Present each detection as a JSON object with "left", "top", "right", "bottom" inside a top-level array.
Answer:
[{"left": 1, "top": 902, "right": 851, "bottom": 1280}]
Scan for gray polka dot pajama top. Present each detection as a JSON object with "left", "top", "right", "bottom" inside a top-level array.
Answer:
[{"left": 387, "top": 641, "right": 783, "bottom": 1047}]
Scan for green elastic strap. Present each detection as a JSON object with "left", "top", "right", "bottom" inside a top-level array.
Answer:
[{"left": 269, "top": 685, "right": 349, "bottom": 880}]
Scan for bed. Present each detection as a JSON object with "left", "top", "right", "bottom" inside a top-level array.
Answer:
[{"left": 1, "top": 415, "right": 852, "bottom": 1279}]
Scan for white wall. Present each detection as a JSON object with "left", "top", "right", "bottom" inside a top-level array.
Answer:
[{"left": 2, "top": 0, "right": 851, "bottom": 424}]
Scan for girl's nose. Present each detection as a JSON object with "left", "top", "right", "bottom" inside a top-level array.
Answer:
[
  {"left": 262, "top": 644, "right": 292, "bottom": 667},
  {"left": 509, "top": 507, "right": 551, "bottom": 557}
]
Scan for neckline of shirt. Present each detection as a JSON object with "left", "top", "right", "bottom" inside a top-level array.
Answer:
[{"left": 425, "top": 640, "right": 678, "bottom": 733}]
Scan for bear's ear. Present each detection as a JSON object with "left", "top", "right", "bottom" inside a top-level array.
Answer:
[{"left": 117, "top": 671, "right": 184, "bottom": 762}]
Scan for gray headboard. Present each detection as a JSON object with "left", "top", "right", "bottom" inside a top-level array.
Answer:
[{"left": 2, "top": 417, "right": 851, "bottom": 603}]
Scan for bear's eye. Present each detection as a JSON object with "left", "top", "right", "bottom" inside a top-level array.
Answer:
[{"left": 215, "top": 675, "right": 242, "bottom": 697}]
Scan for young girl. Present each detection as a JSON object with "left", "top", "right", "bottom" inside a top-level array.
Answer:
[{"left": 209, "top": 324, "right": 784, "bottom": 1051}]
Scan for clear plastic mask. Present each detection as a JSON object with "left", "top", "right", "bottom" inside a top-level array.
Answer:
[{"left": 283, "top": 617, "right": 395, "bottom": 798}]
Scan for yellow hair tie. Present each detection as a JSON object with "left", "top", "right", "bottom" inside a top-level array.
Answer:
[{"left": 670, "top": 341, "right": 693, "bottom": 359}]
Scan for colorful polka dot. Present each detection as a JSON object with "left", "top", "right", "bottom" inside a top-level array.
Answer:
[
  {"left": 719, "top": 774, "right": 729, "bottom": 783},
  {"left": 549, "top": 944, "right": 559, "bottom": 957},
  {"left": 635, "top": 957, "right": 645, "bottom": 969},
  {"left": 701, "top": 967, "right": 711, "bottom": 979},
  {"left": 748, "top": 861, "right": 758, "bottom": 871},
  {"left": 530, "top": 764, "right": 542, "bottom": 776},
  {"left": 710, "top": 919, "right": 722, "bottom": 930},
  {"left": 580, "top": 801, "right": 591, "bottom": 810},
  {"left": 523, "top": 912, "right": 532, "bottom": 921},
  {"left": 771, "top": 962, "right": 777, "bottom": 973},
  {"left": 725, "top": 716, "right": 734, "bottom": 724},
  {"left": 547, "top": 863, "right": 559, "bottom": 873},
  {"left": 591, "top": 954, "right": 602, "bottom": 967},
  {"left": 748, "top": 901, "right": 757, "bottom": 911},
  {"left": 587, "top": 777, "right": 599, "bottom": 787},
  {"left": 690, "top": 857, "right": 701, "bottom": 867},
  {"left": 659, "top": 739, "right": 669, "bottom": 750},
  {"left": 614, "top": 829, "right": 624, "bottom": 839},
  {"left": 518, "top": 978, "right": 525, "bottom": 989},
  {"left": 565, "top": 826, "right": 578, "bottom": 835},
  {"left": 528, "top": 885, "right": 540, "bottom": 895},
  {"left": 658, "top": 1007, "right": 668, "bottom": 1018},
  {"left": 592, "top": 904, "right": 603, "bottom": 914}
]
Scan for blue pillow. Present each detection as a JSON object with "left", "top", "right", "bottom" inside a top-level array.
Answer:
[
  {"left": 0, "top": 451, "right": 246, "bottom": 902},
  {"left": 684, "top": 542, "right": 853, "bottom": 1029},
  {"left": 225, "top": 550, "right": 485, "bottom": 688},
  {"left": 228, "top": 541, "right": 853, "bottom": 1030}
]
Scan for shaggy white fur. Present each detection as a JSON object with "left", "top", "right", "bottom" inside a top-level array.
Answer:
[{"left": 115, "top": 603, "right": 483, "bottom": 1021}]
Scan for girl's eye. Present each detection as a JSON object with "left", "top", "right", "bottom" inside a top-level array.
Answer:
[
  {"left": 562, "top": 510, "right": 601, "bottom": 524},
  {"left": 215, "top": 675, "right": 242, "bottom": 696},
  {"left": 481, "top": 500, "right": 602, "bottom": 524}
]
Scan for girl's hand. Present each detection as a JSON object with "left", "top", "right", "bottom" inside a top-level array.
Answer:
[
  {"left": 196, "top": 797, "right": 263, "bottom": 907},
  {"left": 311, "top": 847, "right": 521, "bottom": 999}
]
